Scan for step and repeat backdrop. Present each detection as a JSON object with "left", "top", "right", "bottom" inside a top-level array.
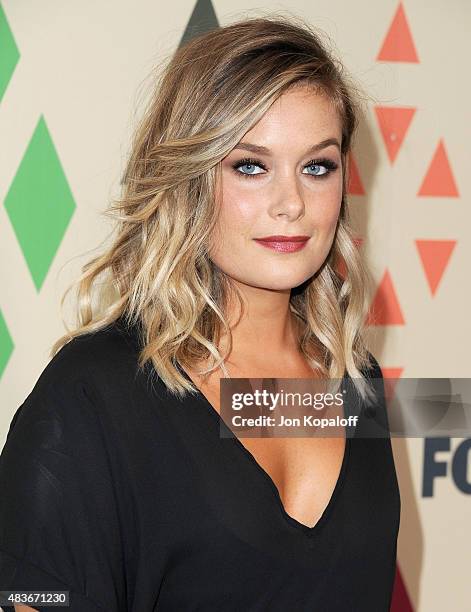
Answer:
[{"left": 0, "top": 1, "right": 469, "bottom": 610}]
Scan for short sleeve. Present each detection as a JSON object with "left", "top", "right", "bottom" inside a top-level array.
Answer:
[{"left": 0, "top": 377, "right": 126, "bottom": 611}]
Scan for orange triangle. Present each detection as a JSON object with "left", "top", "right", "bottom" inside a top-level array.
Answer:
[
  {"left": 336, "top": 237, "right": 363, "bottom": 279},
  {"left": 382, "top": 367, "right": 404, "bottom": 403},
  {"left": 366, "top": 269, "right": 405, "bottom": 325},
  {"left": 415, "top": 239, "right": 456, "bottom": 296},
  {"left": 377, "top": 2, "right": 419, "bottom": 63},
  {"left": 417, "top": 139, "right": 459, "bottom": 197},
  {"left": 347, "top": 152, "right": 365, "bottom": 195},
  {"left": 374, "top": 106, "right": 416, "bottom": 163}
]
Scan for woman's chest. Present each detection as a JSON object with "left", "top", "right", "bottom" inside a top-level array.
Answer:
[
  {"left": 130, "top": 388, "right": 400, "bottom": 558},
  {"left": 190, "top": 372, "right": 349, "bottom": 530}
]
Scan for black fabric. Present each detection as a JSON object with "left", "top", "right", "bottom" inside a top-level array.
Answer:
[{"left": 0, "top": 317, "right": 400, "bottom": 611}]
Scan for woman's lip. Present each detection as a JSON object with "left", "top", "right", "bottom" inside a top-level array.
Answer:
[
  {"left": 253, "top": 238, "right": 309, "bottom": 253},
  {"left": 254, "top": 235, "right": 310, "bottom": 242}
]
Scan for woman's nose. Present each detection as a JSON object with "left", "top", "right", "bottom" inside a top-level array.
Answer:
[{"left": 269, "top": 175, "right": 305, "bottom": 219}]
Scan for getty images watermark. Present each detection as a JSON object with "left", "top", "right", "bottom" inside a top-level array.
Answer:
[{"left": 216, "top": 376, "right": 471, "bottom": 439}]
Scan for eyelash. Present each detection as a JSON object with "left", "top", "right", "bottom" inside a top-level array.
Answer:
[{"left": 231, "top": 157, "right": 339, "bottom": 179}]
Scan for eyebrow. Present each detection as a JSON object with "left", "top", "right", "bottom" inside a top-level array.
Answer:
[{"left": 233, "top": 137, "right": 341, "bottom": 156}]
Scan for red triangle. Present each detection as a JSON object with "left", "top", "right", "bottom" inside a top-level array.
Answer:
[
  {"left": 391, "top": 565, "right": 414, "bottom": 611},
  {"left": 382, "top": 367, "right": 404, "bottom": 403},
  {"left": 374, "top": 106, "right": 416, "bottom": 163},
  {"left": 415, "top": 239, "right": 456, "bottom": 296},
  {"left": 366, "top": 269, "right": 405, "bottom": 325},
  {"left": 417, "top": 139, "right": 459, "bottom": 197},
  {"left": 347, "top": 152, "right": 365, "bottom": 195},
  {"left": 377, "top": 2, "right": 419, "bottom": 63}
]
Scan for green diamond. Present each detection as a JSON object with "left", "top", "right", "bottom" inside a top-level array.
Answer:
[
  {"left": 4, "top": 115, "right": 76, "bottom": 291},
  {"left": 0, "top": 311, "right": 14, "bottom": 380},
  {"left": 0, "top": 3, "right": 20, "bottom": 103}
]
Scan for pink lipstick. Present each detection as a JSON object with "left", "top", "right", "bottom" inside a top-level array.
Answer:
[{"left": 253, "top": 235, "right": 310, "bottom": 253}]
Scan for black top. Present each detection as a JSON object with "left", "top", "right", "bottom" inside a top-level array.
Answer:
[{"left": 0, "top": 318, "right": 400, "bottom": 612}]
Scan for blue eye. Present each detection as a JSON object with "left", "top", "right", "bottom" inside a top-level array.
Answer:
[
  {"left": 303, "top": 158, "right": 339, "bottom": 177},
  {"left": 233, "top": 159, "right": 267, "bottom": 177},
  {"left": 303, "top": 164, "right": 327, "bottom": 176}
]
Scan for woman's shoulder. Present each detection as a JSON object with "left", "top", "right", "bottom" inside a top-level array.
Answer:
[
  {"left": 32, "top": 317, "right": 139, "bottom": 396},
  {"left": 7, "top": 318, "right": 142, "bottom": 438},
  {"left": 46, "top": 317, "right": 137, "bottom": 374},
  {"left": 356, "top": 350, "right": 392, "bottom": 436}
]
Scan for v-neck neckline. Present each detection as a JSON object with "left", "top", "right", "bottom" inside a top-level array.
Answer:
[{"left": 177, "top": 363, "right": 352, "bottom": 537}]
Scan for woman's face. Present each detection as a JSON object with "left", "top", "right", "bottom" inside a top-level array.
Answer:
[{"left": 210, "top": 85, "right": 344, "bottom": 291}]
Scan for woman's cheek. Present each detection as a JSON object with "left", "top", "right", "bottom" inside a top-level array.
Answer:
[
  {"left": 220, "top": 194, "right": 261, "bottom": 230},
  {"left": 309, "top": 189, "right": 342, "bottom": 225}
]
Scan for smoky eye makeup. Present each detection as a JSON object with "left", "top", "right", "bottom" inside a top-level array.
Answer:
[{"left": 230, "top": 156, "right": 339, "bottom": 179}]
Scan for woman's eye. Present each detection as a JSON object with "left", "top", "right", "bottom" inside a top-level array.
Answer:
[
  {"left": 303, "top": 163, "right": 328, "bottom": 176},
  {"left": 235, "top": 162, "right": 265, "bottom": 176},
  {"left": 302, "top": 158, "right": 338, "bottom": 178}
]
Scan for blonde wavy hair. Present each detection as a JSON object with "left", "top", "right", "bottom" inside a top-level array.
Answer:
[{"left": 52, "top": 15, "right": 378, "bottom": 403}]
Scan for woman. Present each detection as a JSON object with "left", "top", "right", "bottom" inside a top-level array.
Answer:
[{"left": 0, "top": 16, "right": 400, "bottom": 612}]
